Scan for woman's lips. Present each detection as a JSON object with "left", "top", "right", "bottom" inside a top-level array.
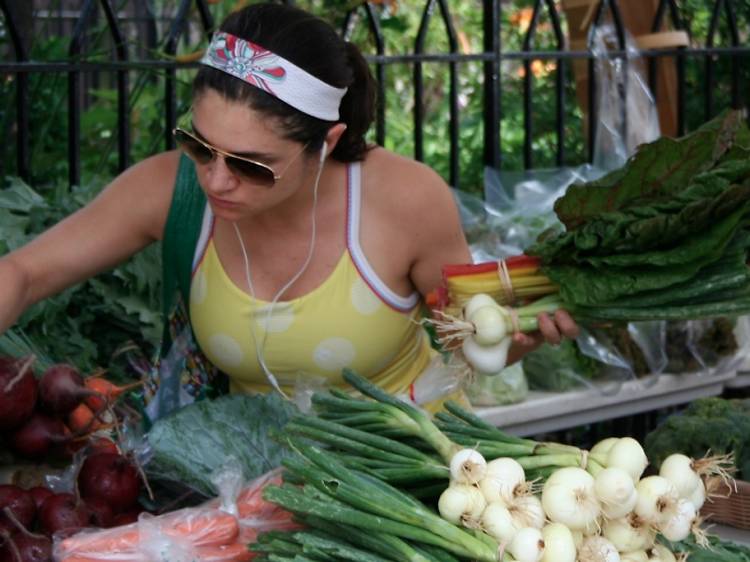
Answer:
[{"left": 208, "top": 195, "right": 238, "bottom": 208}]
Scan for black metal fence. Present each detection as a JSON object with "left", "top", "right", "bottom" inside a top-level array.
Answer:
[{"left": 1, "top": 0, "right": 749, "bottom": 190}]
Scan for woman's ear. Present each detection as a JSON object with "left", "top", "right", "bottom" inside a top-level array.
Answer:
[{"left": 324, "top": 123, "right": 348, "bottom": 156}]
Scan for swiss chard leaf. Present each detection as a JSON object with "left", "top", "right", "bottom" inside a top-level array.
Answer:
[
  {"left": 146, "top": 393, "right": 298, "bottom": 496},
  {"left": 554, "top": 110, "right": 746, "bottom": 229}
]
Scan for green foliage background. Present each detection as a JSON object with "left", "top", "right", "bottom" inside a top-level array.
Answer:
[{"left": 0, "top": 0, "right": 747, "bottom": 374}]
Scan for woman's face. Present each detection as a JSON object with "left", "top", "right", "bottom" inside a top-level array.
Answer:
[{"left": 189, "top": 89, "right": 315, "bottom": 221}]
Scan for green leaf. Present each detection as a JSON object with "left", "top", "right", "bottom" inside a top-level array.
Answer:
[
  {"left": 553, "top": 110, "right": 747, "bottom": 229},
  {"left": 0, "top": 177, "right": 48, "bottom": 212},
  {"left": 146, "top": 393, "right": 298, "bottom": 496}
]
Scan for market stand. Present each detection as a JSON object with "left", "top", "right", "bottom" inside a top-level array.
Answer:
[{"left": 475, "top": 370, "right": 737, "bottom": 437}]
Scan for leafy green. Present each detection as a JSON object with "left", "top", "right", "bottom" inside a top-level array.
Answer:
[
  {"left": 553, "top": 110, "right": 748, "bottom": 229},
  {"left": 525, "top": 111, "right": 750, "bottom": 318},
  {"left": 521, "top": 340, "right": 601, "bottom": 392},
  {"left": 146, "top": 393, "right": 298, "bottom": 496},
  {"left": 664, "top": 534, "right": 750, "bottom": 562},
  {"left": 0, "top": 177, "right": 162, "bottom": 375},
  {"left": 644, "top": 397, "right": 750, "bottom": 480}
]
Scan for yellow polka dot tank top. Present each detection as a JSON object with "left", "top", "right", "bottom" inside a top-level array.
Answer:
[{"left": 189, "top": 162, "right": 433, "bottom": 396}]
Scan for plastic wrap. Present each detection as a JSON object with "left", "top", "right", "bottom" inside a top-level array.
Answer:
[
  {"left": 54, "top": 466, "right": 293, "bottom": 562},
  {"left": 589, "top": 23, "right": 661, "bottom": 171},
  {"left": 464, "top": 362, "right": 528, "bottom": 407},
  {"left": 395, "top": 353, "right": 467, "bottom": 407}
]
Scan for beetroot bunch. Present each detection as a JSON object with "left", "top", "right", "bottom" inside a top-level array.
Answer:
[{"left": 0, "top": 357, "right": 145, "bottom": 561}]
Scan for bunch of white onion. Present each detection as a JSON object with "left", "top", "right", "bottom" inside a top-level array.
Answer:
[
  {"left": 431, "top": 293, "right": 560, "bottom": 375},
  {"left": 438, "top": 449, "right": 546, "bottom": 562},
  {"left": 436, "top": 439, "right": 724, "bottom": 561}
]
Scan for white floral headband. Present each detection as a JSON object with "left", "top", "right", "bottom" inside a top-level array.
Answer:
[{"left": 201, "top": 31, "right": 348, "bottom": 121}]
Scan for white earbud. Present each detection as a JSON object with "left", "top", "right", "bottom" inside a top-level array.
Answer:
[{"left": 319, "top": 140, "right": 328, "bottom": 164}]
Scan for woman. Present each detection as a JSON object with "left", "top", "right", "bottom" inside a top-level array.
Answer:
[{"left": 0, "top": 4, "right": 576, "bottom": 410}]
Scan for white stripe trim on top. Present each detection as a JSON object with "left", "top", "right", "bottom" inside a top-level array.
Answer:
[
  {"left": 347, "top": 163, "right": 420, "bottom": 312},
  {"left": 192, "top": 203, "right": 214, "bottom": 273}
]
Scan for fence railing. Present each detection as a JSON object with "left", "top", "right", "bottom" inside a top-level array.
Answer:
[{"left": 0, "top": 0, "right": 748, "bottom": 190}]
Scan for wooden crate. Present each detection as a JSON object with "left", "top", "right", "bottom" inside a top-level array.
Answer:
[
  {"left": 701, "top": 479, "right": 750, "bottom": 530},
  {"left": 560, "top": 0, "right": 688, "bottom": 139}
]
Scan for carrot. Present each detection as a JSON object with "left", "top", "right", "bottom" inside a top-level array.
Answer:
[
  {"left": 67, "top": 403, "right": 102, "bottom": 433},
  {"left": 194, "top": 543, "right": 255, "bottom": 562},
  {"left": 59, "top": 509, "right": 239, "bottom": 554},
  {"left": 84, "top": 377, "right": 142, "bottom": 411}
]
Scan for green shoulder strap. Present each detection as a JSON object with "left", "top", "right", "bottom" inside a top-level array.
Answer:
[{"left": 161, "top": 154, "right": 207, "bottom": 328}]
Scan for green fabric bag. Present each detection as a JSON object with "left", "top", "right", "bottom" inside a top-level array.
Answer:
[{"left": 144, "top": 155, "right": 227, "bottom": 422}]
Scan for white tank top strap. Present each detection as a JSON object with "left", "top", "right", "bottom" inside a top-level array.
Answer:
[
  {"left": 346, "top": 162, "right": 420, "bottom": 312},
  {"left": 192, "top": 203, "right": 214, "bottom": 274}
]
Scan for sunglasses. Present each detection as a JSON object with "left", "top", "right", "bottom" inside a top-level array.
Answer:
[{"left": 173, "top": 127, "right": 308, "bottom": 187}]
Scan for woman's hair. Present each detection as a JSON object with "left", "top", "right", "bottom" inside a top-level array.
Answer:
[{"left": 193, "top": 3, "right": 376, "bottom": 162}]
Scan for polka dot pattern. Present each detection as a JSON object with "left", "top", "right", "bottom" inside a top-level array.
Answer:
[
  {"left": 313, "top": 337, "right": 356, "bottom": 372},
  {"left": 209, "top": 333, "right": 244, "bottom": 368},
  {"left": 350, "top": 277, "right": 382, "bottom": 315},
  {"left": 191, "top": 270, "right": 208, "bottom": 305},
  {"left": 255, "top": 302, "right": 296, "bottom": 333}
]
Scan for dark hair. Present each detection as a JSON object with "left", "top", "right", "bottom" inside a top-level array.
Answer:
[{"left": 193, "top": 3, "right": 376, "bottom": 162}]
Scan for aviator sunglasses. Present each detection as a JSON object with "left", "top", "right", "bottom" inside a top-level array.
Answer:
[{"left": 173, "top": 127, "right": 308, "bottom": 187}]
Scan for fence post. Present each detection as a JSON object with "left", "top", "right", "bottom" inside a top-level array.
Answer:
[
  {"left": 0, "top": 0, "right": 30, "bottom": 181},
  {"left": 483, "top": 0, "right": 501, "bottom": 170}
]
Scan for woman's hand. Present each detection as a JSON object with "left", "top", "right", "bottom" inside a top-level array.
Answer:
[{"left": 506, "top": 310, "right": 579, "bottom": 364}]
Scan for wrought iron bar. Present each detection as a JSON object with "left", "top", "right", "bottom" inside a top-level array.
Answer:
[
  {"left": 483, "top": 0, "right": 501, "bottom": 169},
  {"left": 99, "top": 0, "right": 130, "bottom": 172},
  {"left": 521, "top": 0, "right": 566, "bottom": 169},
  {"left": 343, "top": 3, "right": 386, "bottom": 146},
  {"left": 0, "top": 0, "right": 30, "bottom": 181},
  {"left": 413, "top": 0, "right": 436, "bottom": 162},
  {"left": 436, "top": 0, "right": 459, "bottom": 187},
  {"left": 68, "top": 0, "right": 98, "bottom": 187},
  {"left": 163, "top": 0, "right": 195, "bottom": 151}
]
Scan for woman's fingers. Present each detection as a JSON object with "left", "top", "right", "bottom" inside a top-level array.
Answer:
[
  {"left": 536, "top": 310, "right": 579, "bottom": 345},
  {"left": 537, "top": 312, "right": 562, "bottom": 345},
  {"left": 554, "top": 309, "right": 580, "bottom": 339}
]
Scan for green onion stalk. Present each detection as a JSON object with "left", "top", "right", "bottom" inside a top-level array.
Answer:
[
  {"left": 306, "top": 370, "right": 607, "bottom": 482},
  {"left": 259, "top": 439, "right": 509, "bottom": 562}
]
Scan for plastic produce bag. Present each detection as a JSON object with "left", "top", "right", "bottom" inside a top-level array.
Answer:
[
  {"left": 395, "top": 353, "right": 467, "bottom": 407},
  {"left": 54, "top": 466, "right": 294, "bottom": 562},
  {"left": 590, "top": 23, "right": 661, "bottom": 171},
  {"left": 464, "top": 362, "right": 528, "bottom": 407}
]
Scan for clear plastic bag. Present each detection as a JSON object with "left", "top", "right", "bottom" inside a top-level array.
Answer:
[
  {"left": 395, "top": 353, "right": 467, "bottom": 407},
  {"left": 54, "top": 464, "right": 292, "bottom": 562},
  {"left": 464, "top": 362, "right": 528, "bottom": 407},
  {"left": 590, "top": 23, "right": 661, "bottom": 171}
]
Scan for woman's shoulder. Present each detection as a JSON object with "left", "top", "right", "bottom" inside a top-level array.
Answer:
[
  {"left": 106, "top": 150, "right": 183, "bottom": 241},
  {"left": 360, "top": 146, "right": 457, "bottom": 214}
]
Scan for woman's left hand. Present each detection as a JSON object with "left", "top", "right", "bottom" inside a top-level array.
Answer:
[{"left": 508, "top": 310, "right": 579, "bottom": 361}]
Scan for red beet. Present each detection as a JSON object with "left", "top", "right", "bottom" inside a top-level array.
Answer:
[
  {"left": 9, "top": 413, "right": 67, "bottom": 459},
  {"left": 26, "top": 488, "right": 53, "bottom": 512},
  {"left": 84, "top": 497, "right": 114, "bottom": 528},
  {"left": 88, "top": 437, "right": 119, "bottom": 456},
  {"left": 111, "top": 508, "right": 141, "bottom": 527},
  {"left": 0, "top": 356, "right": 37, "bottom": 431},
  {"left": 78, "top": 453, "right": 141, "bottom": 511},
  {"left": 0, "top": 486, "right": 35, "bottom": 533},
  {"left": 0, "top": 532, "right": 53, "bottom": 562},
  {"left": 38, "top": 364, "right": 90, "bottom": 416},
  {"left": 37, "top": 494, "right": 90, "bottom": 535}
]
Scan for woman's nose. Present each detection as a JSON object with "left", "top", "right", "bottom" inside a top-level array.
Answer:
[{"left": 204, "top": 155, "right": 238, "bottom": 193}]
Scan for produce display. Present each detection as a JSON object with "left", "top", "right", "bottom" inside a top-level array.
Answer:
[
  {"left": 432, "top": 111, "right": 750, "bottom": 376},
  {"left": 4, "top": 112, "right": 750, "bottom": 561},
  {"left": 252, "top": 370, "right": 740, "bottom": 561},
  {"left": 0, "top": 356, "right": 147, "bottom": 560}
]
